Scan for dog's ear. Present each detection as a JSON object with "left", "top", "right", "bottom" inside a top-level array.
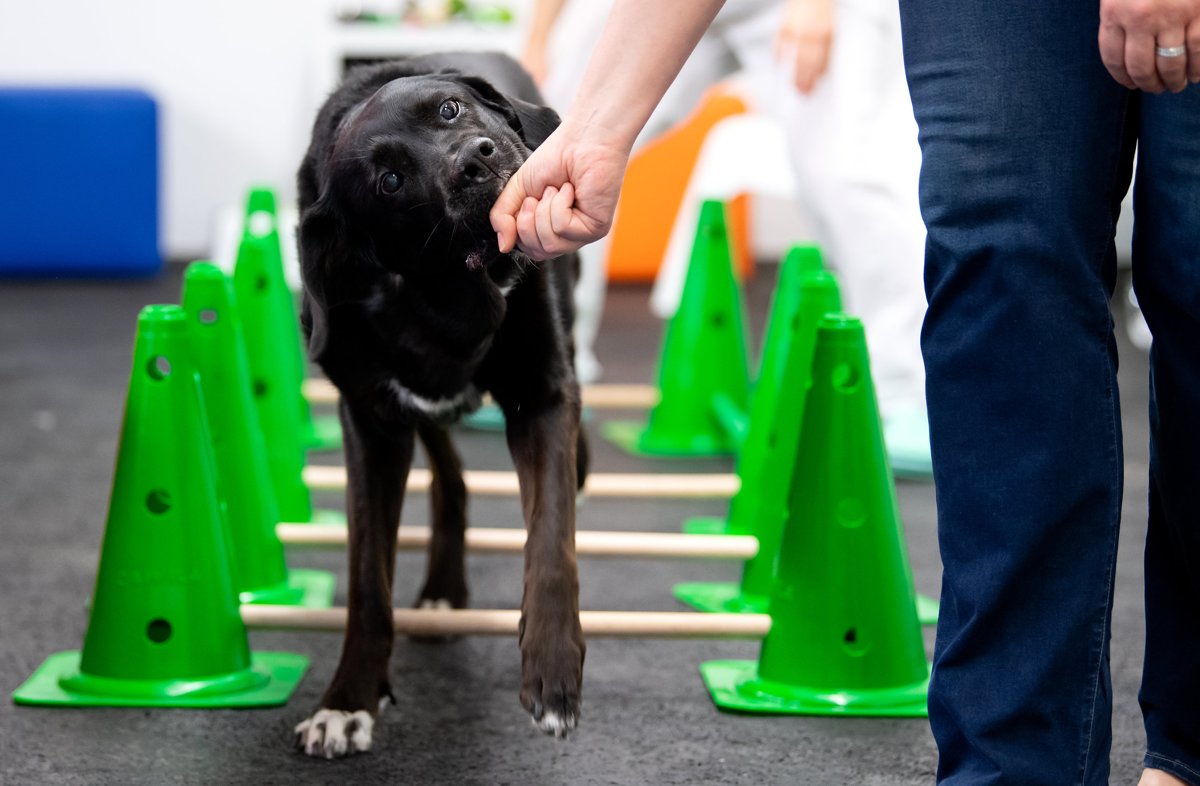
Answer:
[
  {"left": 457, "top": 74, "right": 561, "bottom": 150},
  {"left": 296, "top": 197, "right": 342, "bottom": 361}
]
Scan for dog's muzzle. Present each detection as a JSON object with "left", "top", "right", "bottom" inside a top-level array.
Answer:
[{"left": 453, "top": 137, "right": 498, "bottom": 187}]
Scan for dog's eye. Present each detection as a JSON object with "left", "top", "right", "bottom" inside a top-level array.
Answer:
[
  {"left": 439, "top": 99, "right": 460, "bottom": 120},
  {"left": 379, "top": 172, "right": 402, "bottom": 194}
]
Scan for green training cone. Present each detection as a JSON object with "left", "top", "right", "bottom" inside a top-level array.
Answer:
[
  {"left": 241, "top": 186, "right": 342, "bottom": 453},
  {"left": 182, "top": 262, "right": 334, "bottom": 608},
  {"left": 677, "top": 255, "right": 939, "bottom": 625},
  {"left": 234, "top": 227, "right": 318, "bottom": 523},
  {"left": 682, "top": 245, "right": 835, "bottom": 539},
  {"left": 700, "top": 315, "right": 930, "bottom": 717},
  {"left": 241, "top": 184, "right": 340, "bottom": 451},
  {"left": 13, "top": 306, "right": 307, "bottom": 708},
  {"left": 604, "top": 200, "right": 751, "bottom": 457},
  {"left": 244, "top": 183, "right": 277, "bottom": 220},
  {"left": 676, "top": 251, "right": 841, "bottom": 614}
]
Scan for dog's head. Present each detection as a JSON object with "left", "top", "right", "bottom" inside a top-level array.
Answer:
[{"left": 298, "top": 68, "right": 560, "bottom": 356}]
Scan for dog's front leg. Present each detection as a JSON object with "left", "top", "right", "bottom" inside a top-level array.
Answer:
[
  {"left": 296, "top": 397, "right": 414, "bottom": 758},
  {"left": 505, "top": 399, "right": 585, "bottom": 738}
]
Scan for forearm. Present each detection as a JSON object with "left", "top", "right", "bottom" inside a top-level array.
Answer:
[{"left": 564, "top": 0, "right": 727, "bottom": 151}]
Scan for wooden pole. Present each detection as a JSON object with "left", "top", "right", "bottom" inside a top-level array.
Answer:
[
  {"left": 240, "top": 605, "right": 772, "bottom": 640},
  {"left": 302, "top": 378, "right": 659, "bottom": 410},
  {"left": 276, "top": 523, "right": 759, "bottom": 560},
  {"left": 302, "top": 465, "right": 739, "bottom": 499}
]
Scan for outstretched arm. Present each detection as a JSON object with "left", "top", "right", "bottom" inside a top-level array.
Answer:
[{"left": 491, "top": 0, "right": 727, "bottom": 261}]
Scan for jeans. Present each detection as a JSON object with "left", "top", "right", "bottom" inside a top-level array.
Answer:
[{"left": 898, "top": 1, "right": 1200, "bottom": 784}]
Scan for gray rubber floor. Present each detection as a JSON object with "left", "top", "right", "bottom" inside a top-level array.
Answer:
[{"left": 1, "top": 264, "right": 1153, "bottom": 785}]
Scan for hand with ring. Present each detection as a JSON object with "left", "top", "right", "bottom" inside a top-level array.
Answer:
[{"left": 1098, "top": 0, "right": 1200, "bottom": 92}]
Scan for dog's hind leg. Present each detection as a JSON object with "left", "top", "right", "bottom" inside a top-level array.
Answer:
[
  {"left": 296, "top": 398, "right": 414, "bottom": 759},
  {"left": 413, "top": 422, "right": 469, "bottom": 611}
]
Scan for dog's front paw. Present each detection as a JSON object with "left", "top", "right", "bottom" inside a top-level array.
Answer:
[
  {"left": 531, "top": 704, "right": 578, "bottom": 738},
  {"left": 519, "top": 622, "right": 585, "bottom": 739},
  {"left": 294, "top": 707, "right": 375, "bottom": 759}
]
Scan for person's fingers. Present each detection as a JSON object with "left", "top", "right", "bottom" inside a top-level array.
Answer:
[
  {"left": 521, "top": 50, "right": 548, "bottom": 86},
  {"left": 1127, "top": 30, "right": 1166, "bottom": 92},
  {"left": 793, "top": 51, "right": 814, "bottom": 94},
  {"left": 1155, "top": 33, "right": 1189, "bottom": 92},
  {"left": 534, "top": 186, "right": 558, "bottom": 251},
  {"left": 516, "top": 196, "right": 548, "bottom": 260},
  {"left": 1099, "top": 19, "right": 1136, "bottom": 88},
  {"left": 1187, "top": 22, "right": 1200, "bottom": 83},
  {"left": 794, "top": 36, "right": 832, "bottom": 94},
  {"left": 775, "top": 24, "right": 832, "bottom": 94},
  {"left": 490, "top": 174, "right": 530, "bottom": 253},
  {"left": 530, "top": 186, "right": 593, "bottom": 259},
  {"left": 549, "top": 182, "right": 575, "bottom": 236}
]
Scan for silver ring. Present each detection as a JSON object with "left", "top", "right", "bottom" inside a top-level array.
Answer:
[{"left": 1155, "top": 45, "right": 1187, "bottom": 58}]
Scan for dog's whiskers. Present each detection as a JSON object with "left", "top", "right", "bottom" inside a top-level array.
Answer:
[
  {"left": 417, "top": 216, "right": 447, "bottom": 257},
  {"left": 480, "top": 160, "right": 504, "bottom": 181}
]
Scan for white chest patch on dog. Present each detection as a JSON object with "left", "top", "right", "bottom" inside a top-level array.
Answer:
[
  {"left": 387, "top": 379, "right": 480, "bottom": 420},
  {"left": 295, "top": 707, "right": 375, "bottom": 759}
]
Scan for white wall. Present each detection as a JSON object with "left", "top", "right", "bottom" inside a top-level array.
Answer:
[
  {"left": 0, "top": 0, "right": 529, "bottom": 260},
  {"left": 0, "top": 0, "right": 804, "bottom": 263}
]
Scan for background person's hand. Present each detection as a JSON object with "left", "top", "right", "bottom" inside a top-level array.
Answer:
[
  {"left": 490, "top": 120, "right": 631, "bottom": 261},
  {"left": 520, "top": 38, "right": 549, "bottom": 85},
  {"left": 775, "top": 0, "right": 835, "bottom": 94},
  {"left": 1099, "top": 0, "right": 1200, "bottom": 92}
]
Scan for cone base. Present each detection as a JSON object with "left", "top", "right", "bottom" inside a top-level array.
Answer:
[
  {"left": 603, "top": 419, "right": 734, "bottom": 458},
  {"left": 674, "top": 581, "right": 767, "bottom": 614},
  {"left": 700, "top": 659, "right": 930, "bottom": 717},
  {"left": 459, "top": 405, "right": 594, "bottom": 433},
  {"left": 675, "top": 581, "right": 939, "bottom": 626},
  {"left": 12, "top": 650, "right": 308, "bottom": 708},
  {"left": 676, "top": 583, "right": 768, "bottom": 614},
  {"left": 305, "top": 415, "right": 343, "bottom": 452},
  {"left": 461, "top": 403, "right": 506, "bottom": 432},
  {"left": 682, "top": 516, "right": 741, "bottom": 536},
  {"left": 240, "top": 568, "right": 336, "bottom": 609},
  {"left": 298, "top": 508, "right": 346, "bottom": 526}
]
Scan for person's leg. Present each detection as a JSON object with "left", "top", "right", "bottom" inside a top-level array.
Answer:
[
  {"left": 1132, "top": 84, "right": 1200, "bottom": 786},
  {"left": 900, "top": 1, "right": 1136, "bottom": 783}
]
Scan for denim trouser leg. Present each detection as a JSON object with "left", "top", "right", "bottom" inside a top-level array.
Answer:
[
  {"left": 899, "top": 2, "right": 1134, "bottom": 783},
  {"left": 1134, "top": 87, "right": 1200, "bottom": 784}
]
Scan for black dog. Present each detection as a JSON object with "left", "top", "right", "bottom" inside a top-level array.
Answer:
[{"left": 293, "top": 52, "right": 588, "bottom": 758}]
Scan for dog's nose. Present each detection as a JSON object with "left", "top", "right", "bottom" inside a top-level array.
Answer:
[{"left": 454, "top": 137, "right": 497, "bottom": 185}]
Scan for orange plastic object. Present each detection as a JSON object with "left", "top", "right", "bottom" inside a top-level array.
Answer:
[{"left": 606, "top": 87, "right": 754, "bottom": 283}]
